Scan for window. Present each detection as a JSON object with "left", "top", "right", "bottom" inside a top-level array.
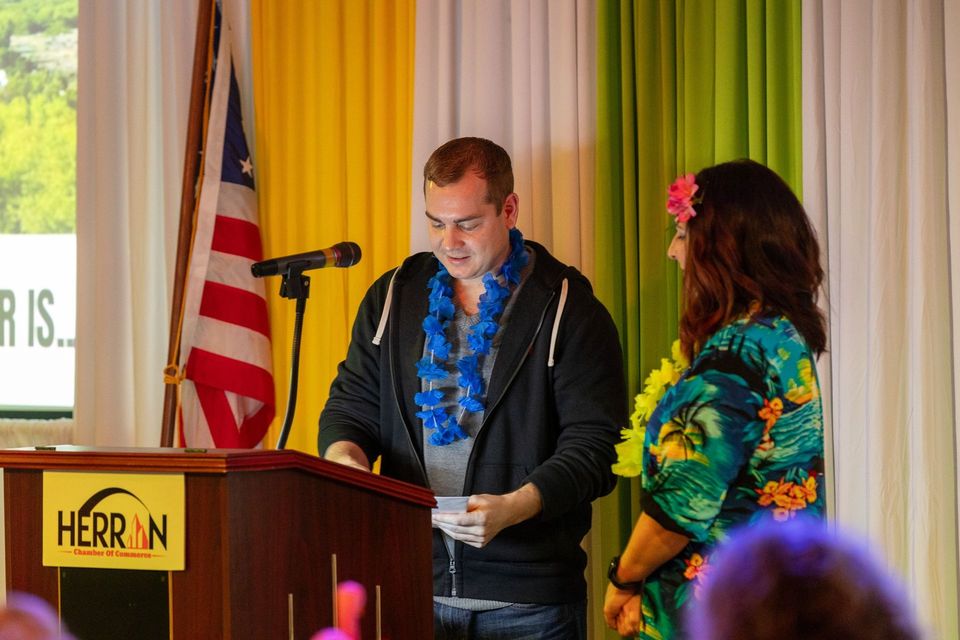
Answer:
[{"left": 0, "top": 0, "right": 77, "bottom": 416}]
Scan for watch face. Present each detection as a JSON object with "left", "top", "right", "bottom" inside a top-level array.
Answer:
[
  {"left": 608, "top": 556, "right": 621, "bottom": 580},
  {"left": 608, "top": 555, "right": 637, "bottom": 590}
]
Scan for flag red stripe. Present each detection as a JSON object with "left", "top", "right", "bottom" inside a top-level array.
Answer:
[
  {"left": 185, "top": 348, "right": 274, "bottom": 404},
  {"left": 177, "top": 406, "right": 186, "bottom": 447},
  {"left": 194, "top": 383, "right": 240, "bottom": 447},
  {"left": 211, "top": 214, "right": 264, "bottom": 261},
  {"left": 199, "top": 281, "right": 270, "bottom": 337},
  {"left": 194, "top": 383, "right": 275, "bottom": 448},
  {"left": 238, "top": 402, "right": 275, "bottom": 447}
]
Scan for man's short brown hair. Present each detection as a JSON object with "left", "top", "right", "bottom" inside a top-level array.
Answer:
[{"left": 423, "top": 137, "right": 514, "bottom": 213}]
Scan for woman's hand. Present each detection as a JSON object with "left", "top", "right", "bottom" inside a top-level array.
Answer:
[
  {"left": 603, "top": 583, "right": 639, "bottom": 633},
  {"left": 603, "top": 513, "right": 690, "bottom": 635}
]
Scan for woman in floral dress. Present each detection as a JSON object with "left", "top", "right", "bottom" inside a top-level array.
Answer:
[{"left": 602, "top": 159, "right": 827, "bottom": 639}]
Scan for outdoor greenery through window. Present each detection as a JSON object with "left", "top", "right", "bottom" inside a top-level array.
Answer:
[{"left": 0, "top": 0, "right": 77, "bottom": 416}]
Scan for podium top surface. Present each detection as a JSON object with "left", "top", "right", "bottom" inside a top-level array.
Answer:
[{"left": 0, "top": 445, "right": 436, "bottom": 508}]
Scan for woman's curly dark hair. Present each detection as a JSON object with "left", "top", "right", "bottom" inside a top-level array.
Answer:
[{"left": 679, "top": 159, "right": 826, "bottom": 359}]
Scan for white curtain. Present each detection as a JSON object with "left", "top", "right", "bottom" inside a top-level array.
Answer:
[
  {"left": 75, "top": 0, "right": 197, "bottom": 446},
  {"left": 803, "top": 1, "right": 960, "bottom": 636},
  {"left": 410, "top": 0, "right": 597, "bottom": 278}
]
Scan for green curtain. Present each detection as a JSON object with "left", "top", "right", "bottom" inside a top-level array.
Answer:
[{"left": 589, "top": 1, "right": 802, "bottom": 637}]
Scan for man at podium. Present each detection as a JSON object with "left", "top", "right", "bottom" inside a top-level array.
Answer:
[{"left": 319, "top": 137, "right": 626, "bottom": 639}]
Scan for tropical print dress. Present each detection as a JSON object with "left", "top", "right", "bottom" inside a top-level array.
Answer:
[{"left": 637, "top": 312, "right": 825, "bottom": 639}]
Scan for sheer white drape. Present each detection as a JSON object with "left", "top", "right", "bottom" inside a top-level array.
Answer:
[
  {"left": 75, "top": 1, "right": 197, "bottom": 446},
  {"left": 803, "top": 1, "right": 960, "bottom": 636},
  {"left": 410, "top": 0, "right": 597, "bottom": 278}
]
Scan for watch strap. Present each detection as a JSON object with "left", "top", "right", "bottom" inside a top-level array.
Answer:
[{"left": 608, "top": 555, "right": 643, "bottom": 591}]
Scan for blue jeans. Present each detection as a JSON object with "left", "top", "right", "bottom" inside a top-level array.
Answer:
[{"left": 433, "top": 600, "right": 586, "bottom": 640}]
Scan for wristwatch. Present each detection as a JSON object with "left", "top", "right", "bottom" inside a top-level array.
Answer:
[{"left": 607, "top": 555, "right": 643, "bottom": 591}]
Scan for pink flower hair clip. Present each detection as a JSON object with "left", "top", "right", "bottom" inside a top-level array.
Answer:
[{"left": 667, "top": 173, "right": 701, "bottom": 223}]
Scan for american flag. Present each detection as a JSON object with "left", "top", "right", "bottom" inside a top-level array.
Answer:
[{"left": 177, "top": 9, "right": 274, "bottom": 448}]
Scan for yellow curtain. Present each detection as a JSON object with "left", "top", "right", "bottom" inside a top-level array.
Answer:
[{"left": 251, "top": 0, "right": 416, "bottom": 453}]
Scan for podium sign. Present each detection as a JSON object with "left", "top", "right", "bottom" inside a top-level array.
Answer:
[{"left": 42, "top": 471, "right": 185, "bottom": 570}]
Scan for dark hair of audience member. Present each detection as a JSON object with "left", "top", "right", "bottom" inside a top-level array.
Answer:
[
  {"left": 685, "top": 518, "right": 922, "bottom": 640},
  {"left": 0, "top": 592, "right": 75, "bottom": 640}
]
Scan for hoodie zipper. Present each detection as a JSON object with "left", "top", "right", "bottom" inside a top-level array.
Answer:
[{"left": 448, "top": 557, "right": 458, "bottom": 596}]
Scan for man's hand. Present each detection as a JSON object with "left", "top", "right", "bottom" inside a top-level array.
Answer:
[
  {"left": 322, "top": 441, "right": 371, "bottom": 472},
  {"left": 431, "top": 483, "right": 542, "bottom": 548}
]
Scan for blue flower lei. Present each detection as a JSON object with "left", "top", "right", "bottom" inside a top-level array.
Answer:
[{"left": 414, "top": 228, "right": 529, "bottom": 446}]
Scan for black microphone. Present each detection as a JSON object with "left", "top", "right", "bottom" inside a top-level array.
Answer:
[{"left": 251, "top": 241, "right": 362, "bottom": 277}]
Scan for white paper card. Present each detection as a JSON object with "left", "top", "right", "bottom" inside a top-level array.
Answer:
[{"left": 433, "top": 496, "right": 468, "bottom": 513}]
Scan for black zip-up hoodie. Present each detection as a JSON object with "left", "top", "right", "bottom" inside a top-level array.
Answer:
[{"left": 319, "top": 241, "right": 626, "bottom": 604}]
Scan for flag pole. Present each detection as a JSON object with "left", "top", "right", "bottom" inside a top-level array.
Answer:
[{"left": 161, "top": 0, "right": 216, "bottom": 448}]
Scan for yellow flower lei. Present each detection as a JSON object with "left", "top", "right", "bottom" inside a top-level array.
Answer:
[{"left": 612, "top": 340, "right": 689, "bottom": 478}]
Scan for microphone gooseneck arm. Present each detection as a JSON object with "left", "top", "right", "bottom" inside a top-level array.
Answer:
[{"left": 275, "top": 266, "right": 309, "bottom": 450}]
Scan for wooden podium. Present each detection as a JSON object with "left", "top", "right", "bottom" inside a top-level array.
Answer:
[{"left": 0, "top": 446, "right": 435, "bottom": 639}]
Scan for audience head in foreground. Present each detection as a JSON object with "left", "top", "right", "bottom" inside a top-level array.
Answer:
[
  {"left": 0, "top": 592, "right": 74, "bottom": 640},
  {"left": 686, "top": 518, "right": 922, "bottom": 640}
]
